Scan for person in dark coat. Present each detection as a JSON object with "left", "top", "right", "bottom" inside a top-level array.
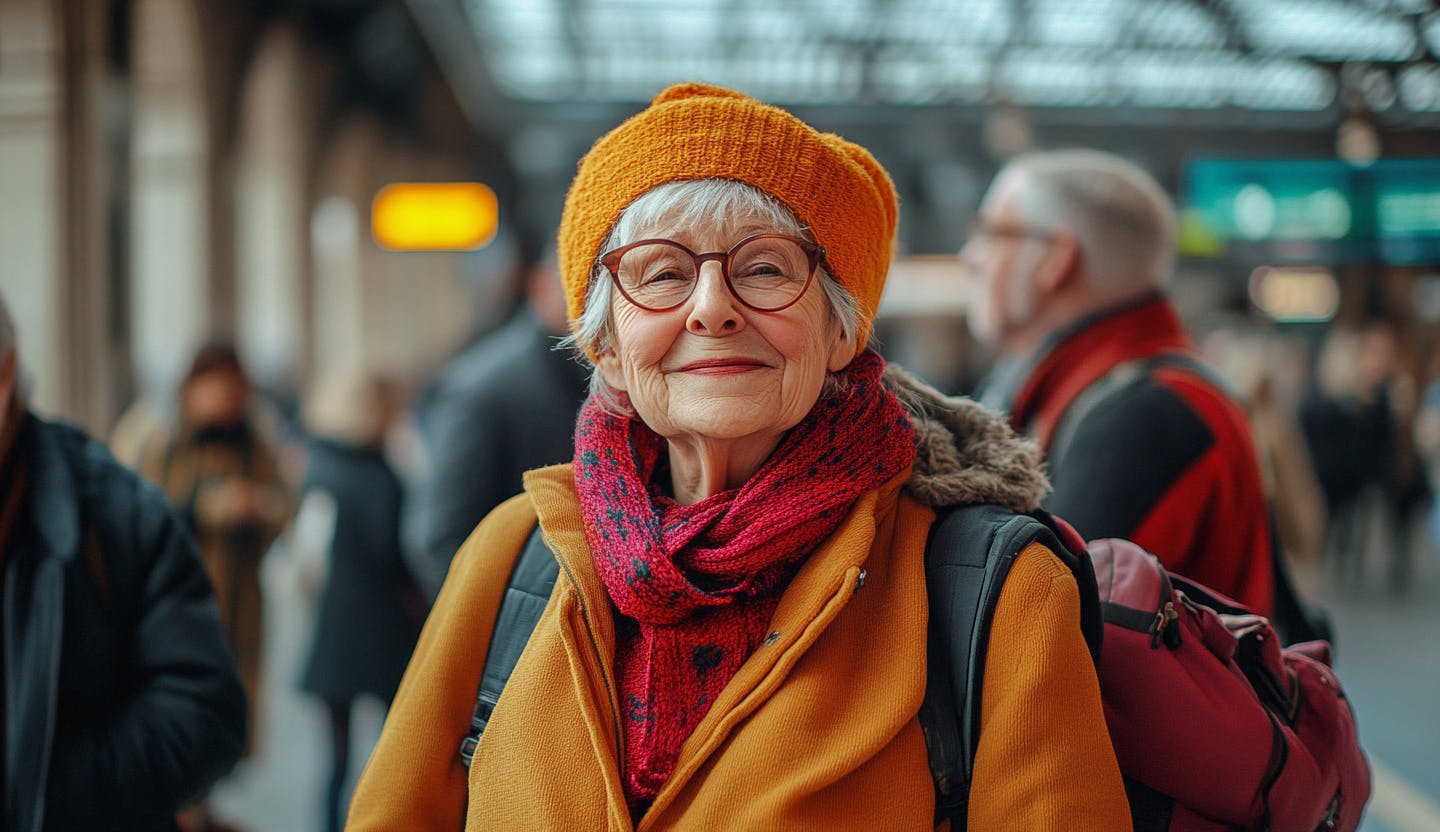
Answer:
[
  {"left": 403, "top": 248, "right": 590, "bottom": 598},
  {"left": 296, "top": 369, "right": 424, "bottom": 832},
  {"left": 0, "top": 292, "right": 246, "bottom": 831}
]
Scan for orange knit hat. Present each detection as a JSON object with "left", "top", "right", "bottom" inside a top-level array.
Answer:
[{"left": 557, "top": 83, "right": 898, "bottom": 354}]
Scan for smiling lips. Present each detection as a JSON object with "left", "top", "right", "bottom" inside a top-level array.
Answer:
[{"left": 677, "top": 358, "right": 768, "bottom": 375}]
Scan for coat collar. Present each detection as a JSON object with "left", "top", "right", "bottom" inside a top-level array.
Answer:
[
  {"left": 20, "top": 412, "right": 81, "bottom": 563},
  {"left": 883, "top": 363, "right": 1049, "bottom": 513},
  {"left": 1007, "top": 294, "right": 1194, "bottom": 450}
]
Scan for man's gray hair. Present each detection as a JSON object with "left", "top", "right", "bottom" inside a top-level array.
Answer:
[
  {"left": 1003, "top": 149, "right": 1177, "bottom": 295},
  {"left": 561, "top": 178, "right": 862, "bottom": 414}
]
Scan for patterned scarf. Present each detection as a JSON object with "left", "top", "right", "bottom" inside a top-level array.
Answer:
[{"left": 572, "top": 349, "right": 916, "bottom": 813}]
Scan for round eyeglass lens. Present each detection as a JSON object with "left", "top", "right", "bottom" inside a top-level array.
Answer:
[
  {"left": 614, "top": 242, "right": 697, "bottom": 310},
  {"left": 727, "top": 236, "right": 813, "bottom": 309}
]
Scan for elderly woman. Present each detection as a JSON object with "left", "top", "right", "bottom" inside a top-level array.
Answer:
[{"left": 348, "top": 84, "right": 1129, "bottom": 830}]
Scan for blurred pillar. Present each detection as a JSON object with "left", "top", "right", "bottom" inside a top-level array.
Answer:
[
  {"left": 310, "top": 113, "right": 378, "bottom": 383},
  {"left": 55, "top": 0, "right": 124, "bottom": 434},
  {"left": 0, "top": 0, "right": 65, "bottom": 416},
  {"left": 0, "top": 0, "right": 126, "bottom": 434},
  {"left": 191, "top": 0, "right": 259, "bottom": 349},
  {"left": 130, "top": 0, "right": 210, "bottom": 398},
  {"left": 236, "top": 22, "right": 312, "bottom": 395}
]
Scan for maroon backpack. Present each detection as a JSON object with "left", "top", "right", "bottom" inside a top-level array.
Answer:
[
  {"left": 919, "top": 505, "right": 1370, "bottom": 830},
  {"left": 1089, "top": 536, "right": 1371, "bottom": 831}
]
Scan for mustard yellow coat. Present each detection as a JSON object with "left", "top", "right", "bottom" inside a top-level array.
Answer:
[{"left": 349, "top": 460, "right": 1129, "bottom": 831}]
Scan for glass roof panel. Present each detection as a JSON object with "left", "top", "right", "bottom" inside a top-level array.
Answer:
[
  {"left": 1401, "top": 65, "right": 1440, "bottom": 111},
  {"left": 1132, "top": 2, "right": 1228, "bottom": 50},
  {"left": 459, "top": 0, "right": 1439, "bottom": 114},
  {"left": 1031, "top": 0, "right": 1128, "bottom": 50},
  {"left": 1240, "top": 0, "right": 1416, "bottom": 60},
  {"left": 1425, "top": 14, "right": 1440, "bottom": 56}
]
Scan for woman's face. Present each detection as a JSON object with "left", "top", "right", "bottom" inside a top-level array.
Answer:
[{"left": 597, "top": 212, "right": 855, "bottom": 450}]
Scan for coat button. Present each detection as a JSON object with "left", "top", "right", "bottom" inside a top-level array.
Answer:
[
  {"left": 856, "top": 569, "right": 867, "bottom": 590},
  {"left": 763, "top": 631, "right": 781, "bottom": 645}
]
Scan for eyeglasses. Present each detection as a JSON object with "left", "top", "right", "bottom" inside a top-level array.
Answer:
[
  {"left": 963, "top": 214, "right": 1058, "bottom": 247},
  {"left": 599, "top": 233, "right": 824, "bottom": 313}
]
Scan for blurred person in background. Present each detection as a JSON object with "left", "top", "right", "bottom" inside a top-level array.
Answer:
[
  {"left": 1355, "top": 321, "right": 1430, "bottom": 594},
  {"left": 1205, "top": 326, "right": 1328, "bottom": 594},
  {"left": 1412, "top": 348, "right": 1440, "bottom": 553},
  {"left": 293, "top": 368, "right": 424, "bottom": 832},
  {"left": 0, "top": 290, "right": 246, "bottom": 830},
  {"left": 136, "top": 342, "right": 294, "bottom": 755},
  {"left": 349, "top": 83, "right": 1127, "bottom": 830},
  {"left": 965, "top": 149, "right": 1276, "bottom": 617},
  {"left": 1299, "top": 327, "right": 1369, "bottom": 571},
  {"left": 1303, "top": 321, "right": 1430, "bottom": 594},
  {"left": 403, "top": 236, "right": 589, "bottom": 599}
]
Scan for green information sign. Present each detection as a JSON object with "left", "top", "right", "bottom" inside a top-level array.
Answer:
[{"left": 1183, "top": 159, "right": 1440, "bottom": 264}]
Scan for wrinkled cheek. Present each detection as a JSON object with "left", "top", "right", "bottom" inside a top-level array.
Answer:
[
  {"left": 780, "top": 367, "right": 827, "bottom": 426},
  {"left": 624, "top": 371, "right": 672, "bottom": 429}
]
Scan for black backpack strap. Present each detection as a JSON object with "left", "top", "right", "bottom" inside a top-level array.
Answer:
[
  {"left": 458, "top": 523, "right": 560, "bottom": 769},
  {"left": 919, "top": 503, "right": 1102, "bottom": 826}
]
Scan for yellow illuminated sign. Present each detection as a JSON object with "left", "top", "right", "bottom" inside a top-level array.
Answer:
[{"left": 371, "top": 182, "right": 498, "bottom": 251}]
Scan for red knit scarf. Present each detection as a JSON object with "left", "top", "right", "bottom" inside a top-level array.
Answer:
[{"left": 572, "top": 349, "right": 916, "bottom": 813}]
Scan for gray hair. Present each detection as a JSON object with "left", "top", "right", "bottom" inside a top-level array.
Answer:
[
  {"left": 1002, "top": 149, "right": 1177, "bottom": 296},
  {"left": 560, "top": 178, "right": 862, "bottom": 414}
]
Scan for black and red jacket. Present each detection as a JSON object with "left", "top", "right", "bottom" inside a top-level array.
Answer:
[{"left": 994, "top": 294, "right": 1275, "bottom": 615}]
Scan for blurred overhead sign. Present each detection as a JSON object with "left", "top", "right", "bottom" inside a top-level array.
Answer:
[
  {"left": 1183, "top": 159, "right": 1440, "bottom": 264},
  {"left": 878, "top": 256, "right": 969, "bottom": 318},
  {"left": 371, "top": 183, "right": 499, "bottom": 251}
]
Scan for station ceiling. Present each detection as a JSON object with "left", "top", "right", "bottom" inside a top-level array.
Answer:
[{"left": 403, "top": 0, "right": 1440, "bottom": 132}]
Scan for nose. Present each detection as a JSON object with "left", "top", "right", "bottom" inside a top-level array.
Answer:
[{"left": 685, "top": 261, "right": 744, "bottom": 335}]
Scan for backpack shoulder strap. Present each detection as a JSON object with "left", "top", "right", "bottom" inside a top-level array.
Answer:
[
  {"left": 1048, "top": 351, "right": 1223, "bottom": 469},
  {"left": 920, "top": 503, "right": 1102, "bottom": 825},
  {"left": 458, "top": 523, "right": 559, "bottom": 768}
]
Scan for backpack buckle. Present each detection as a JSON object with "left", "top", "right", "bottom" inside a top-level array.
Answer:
[{"left": 459, "top": 735, "right": 479, "bottom": 769}]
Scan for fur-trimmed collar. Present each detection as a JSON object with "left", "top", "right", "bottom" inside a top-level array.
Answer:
[{"left": 883, "top": 363, "right": 1049, "bottom": 513}]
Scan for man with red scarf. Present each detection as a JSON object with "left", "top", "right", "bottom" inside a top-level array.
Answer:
[
  {"left": 965, "top": 149, "right": 1276, "bottom": 616},
  {"left": 0, "top": 291, "right": 246, "bottom": 830}
]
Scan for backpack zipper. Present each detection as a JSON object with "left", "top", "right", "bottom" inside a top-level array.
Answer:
[{"left": 1150, "top": 601, "right": 1179, "bottom": 649}]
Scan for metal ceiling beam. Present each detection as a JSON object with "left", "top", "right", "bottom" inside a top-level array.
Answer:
[
  {"left": 1191, "top": 0, "right": 1255, "bottom": 56},
  {"left": 401, "top": 0, "right": 514, "bottom": 138}
]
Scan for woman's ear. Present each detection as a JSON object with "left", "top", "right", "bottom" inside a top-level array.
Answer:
[
  {"left": 597, "top": 349, "right": 629, "bottom": 392},
  {"left": 826, "top": 326, "right": 858, "bottom": 372}
]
